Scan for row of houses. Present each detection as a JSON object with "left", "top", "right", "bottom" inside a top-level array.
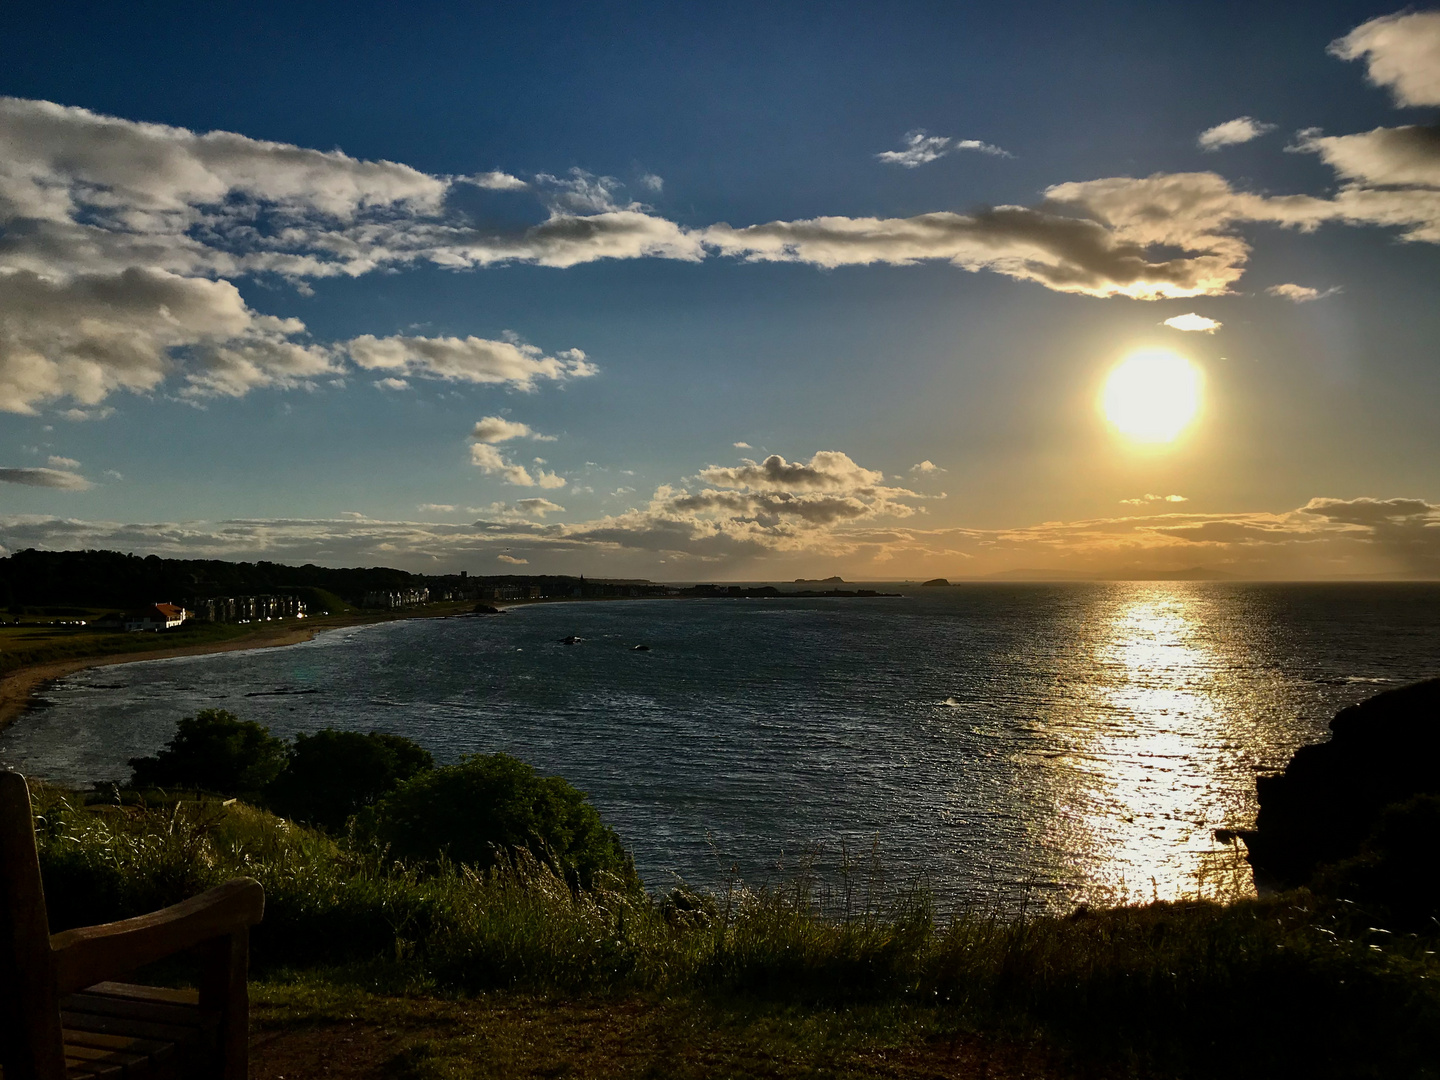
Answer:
[
  {"left": 91, "top": 603, "right": 189, "bottom": 632},
  {"left": 187, "top": 595, "right": 307, "bottom": 623},
  {"left": 360, "top": 588, "right": 430, "bottom": 609}
]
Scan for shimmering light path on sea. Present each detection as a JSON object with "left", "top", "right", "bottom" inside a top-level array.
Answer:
[{"left": 6, "top": 583, "right": 1438, "bottom": 911}]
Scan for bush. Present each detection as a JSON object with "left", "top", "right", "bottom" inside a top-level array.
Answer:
[
  {"left": 361, "top": 753, "right": 636, "bottom": 890},
  {"left": 265, "top": 729, "right": 432, "bottom": 833},
  {"left": 128, "top": 708, "right": 288, "bottom": 796}
]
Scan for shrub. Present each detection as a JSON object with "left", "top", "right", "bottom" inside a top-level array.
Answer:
[
  {"left": 128, "top": 708, "right": 288, "bottom": 796},
  {"left": 266, "top": 729, "right": 432, "bottom": 833},
  {"left": 361, "top": 753, "right": 635, "bottom": 890}
]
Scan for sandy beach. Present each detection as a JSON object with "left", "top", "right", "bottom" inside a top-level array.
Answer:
[{"left": 0, "top": 622, "right": 325, "bottom": 730}]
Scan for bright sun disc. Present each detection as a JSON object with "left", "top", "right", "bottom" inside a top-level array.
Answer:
[{"left": 1101, "top": 349, "right": 1202, "bottom": 443}]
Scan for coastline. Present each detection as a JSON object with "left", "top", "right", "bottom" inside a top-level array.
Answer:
[
  {"left": 0, "top": 598, "right": 507, "bottom": 731},
  {"left": 0, "top": 621, "right": 325, "bottom": 730}
]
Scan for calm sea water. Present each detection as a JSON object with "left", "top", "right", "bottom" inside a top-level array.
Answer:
[{"left": 5, "top": 583, "right": 1438, "bottom": 909}]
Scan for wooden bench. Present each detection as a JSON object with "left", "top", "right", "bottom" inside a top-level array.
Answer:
[{"left": 0, "top": 772, "right": 264, "bottom": 1079}]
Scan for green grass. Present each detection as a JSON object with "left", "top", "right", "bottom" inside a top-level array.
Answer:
[
  {"left": 0, "top": 621, "right": 256, "bottom": 673},
  {"left": 30, "top": 787, "right": 1440, "bottom": 1079}
]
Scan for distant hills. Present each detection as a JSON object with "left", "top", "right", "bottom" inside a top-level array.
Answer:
[{"left": 923, "top": 567, "right": 1237, "bottom": 583}]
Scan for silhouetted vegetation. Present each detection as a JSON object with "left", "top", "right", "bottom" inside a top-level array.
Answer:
[
  {"left": 266, "top": 729, "right": 433, "bottom": 832},
  {"left": 358, "top": 753, "right": 636, "bottom": 890},
  {"left": 128, "top": 708, "right": 289, "bottom": 796}
]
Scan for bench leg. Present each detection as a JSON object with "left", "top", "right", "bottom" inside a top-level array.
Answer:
[{"left": 198, "top": 930, "right": 250, "bottom": 1080}]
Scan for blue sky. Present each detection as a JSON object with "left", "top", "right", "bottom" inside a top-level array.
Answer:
[{"left": 2, "top": 1, "right": 1439, "bottom": 578}]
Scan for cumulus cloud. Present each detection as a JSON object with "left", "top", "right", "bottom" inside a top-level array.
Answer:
[
  {"left": 1329, "top": 11, "right": 1440, "bottom": 107},
  {"left": 733, "top": 441, "right": 752, "bottom": 449},
  {"left": 0, "top": 466, "right": 90, "bottom": 489},
  {"left": 1162, "top": 313, "right": 1221, "bottom": 332},
  {"left": 471, "top": 416, "right": 554, "bottom": 444},
  {"left": 374, "top": 377, "right": 409, "bottom": 391},
  {"left": 1197, "top": 117, "right": 1276, "bottom": 150},
  {"left": 0, "top": 268, "right": 336, "bottom": 414},
  {"left": 349, "top": 335, "right": 595, "bottom": 390},
  {"left": 1267, "top": 283, "right": 1341, "bottom": 302},
  {"left": 497, "top": 554, "right": 529, "bottom": 564},
  {"left": 876, "top": 130, "right": 1011, "bottom": 167},
  {"left": 47, "top": 455, "right": 79, "bottom": 468},
  {"left": 910, "top": 460, "right": 944, "bottom": 473},
  {"left": 418, "top": 503, "right": 457, "bottom": 513},
  {"left": 1290, "top": 124, "right": 1440, "bottom": 189}
]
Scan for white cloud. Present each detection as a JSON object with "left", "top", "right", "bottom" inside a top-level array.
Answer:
[
  {"left": 1267, "top": 283, "right": 1341, "bottom": 302},
  {"left": 910, "top": 460, "right": 944, "bottom": 474},
  {"left": 497, "top": 554, "right": 529, "bottom": 564},
  {"left": 418, "top": 503, "right": 457, "bottom": 513},
  {"left": 0, "top": 466, "right": 90, "bottom": 489},
  {"left": 47, "top": 455, "right": 79, "bottom": 468},
  {"left": 471, "top": 416, "right": 553, "bottom": 443},
  {"left": 1162, "top": 313, "right": 1221, "bottom": 332},
  {"left": 733, "top": 441, "right": 752, "bottom": 449},
  {"left": 374, "top": 377, "right": 410, "bottom": 391},
  {"left": 349, "top": 335, "right": 595, "bottom": 390},
  {"left": 638, "top": 173, "right": 664, "bottom": 193},
  {"left": 1329, "top": 11, "right": 1440, "bottom": 107},
  {"left": 876, "top": 130, "right": 1011, "bottom": 168},
  {"left": 103, "top": 469, "right": 122, "bottom": 481},
  {"left": 1290, "top": 124, "right": 1440, "bottom": 189},
  {"left": 467, "top": 171, "right": 528, "bottom": 191},
  {"left": 0, "top": 268, "right": 337, "bottom": 414},
  {"left": 1197, "top": 117, "right": 1276, "bottom": 151}
]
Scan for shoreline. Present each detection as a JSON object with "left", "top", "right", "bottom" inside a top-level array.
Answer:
[
  {"left": 0, "top": 599, "right": 508, "bottom": 731},
  {"left": 0, "top": 622, "right": 327, "bottom": 730}
]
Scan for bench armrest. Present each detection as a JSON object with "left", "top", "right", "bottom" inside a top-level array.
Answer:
[{"left": 49, "top": 877, "right": 264, "bottom": 993}]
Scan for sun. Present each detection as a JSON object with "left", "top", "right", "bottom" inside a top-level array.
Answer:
[{"left": 1101, "top": 349, "right": 1203, "bottom": 443}]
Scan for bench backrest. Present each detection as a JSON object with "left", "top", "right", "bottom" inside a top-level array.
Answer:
[{"left": 0, "top": 771, "right": 67, "bottom": 1080}]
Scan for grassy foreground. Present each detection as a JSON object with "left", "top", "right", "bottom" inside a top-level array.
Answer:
[{"left": 30, "top": 786, "right": 1440, "bottom": 1079}]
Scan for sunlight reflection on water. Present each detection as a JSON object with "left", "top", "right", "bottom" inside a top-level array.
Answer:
[{"left": 1038, "top": 590, "right": 1255, "bottom": 904}]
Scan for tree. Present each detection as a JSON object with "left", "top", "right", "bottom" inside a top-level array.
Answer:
[
  {"left": 128, "top": 709, "right": 287, "bottom": 796},
  {"left": 362, "top": 753, "right": 635, "bottom": 890},
  {"left": 265, "top": 729, "right": 432, "bottom": 832}
]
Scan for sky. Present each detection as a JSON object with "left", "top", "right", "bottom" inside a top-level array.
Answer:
[{"left": 2, "top": 1, "right": 1439, "bottom": 579}]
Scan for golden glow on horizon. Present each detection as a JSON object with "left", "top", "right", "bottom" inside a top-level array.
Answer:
[{"left": 1101, "top": 349, "right": 1203, "bottom": 443}]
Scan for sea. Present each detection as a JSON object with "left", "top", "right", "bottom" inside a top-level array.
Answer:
[{"left": 4, "top": 582, "right": 1438, "bottom": 911}]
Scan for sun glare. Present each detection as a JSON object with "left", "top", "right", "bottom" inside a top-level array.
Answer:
[{"left": 1101, "top": 349, "right": 1202, "bottom": 443}]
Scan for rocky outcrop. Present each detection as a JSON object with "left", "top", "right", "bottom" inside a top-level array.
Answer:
[{"left": 1241, "top": 678, "right": 1440, "bottom": 888}]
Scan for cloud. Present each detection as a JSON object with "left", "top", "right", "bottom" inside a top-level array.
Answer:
[
  {"left": 1300, "top": 495, "right": 1438, "bottom": 526},
  {"left": 701, "top": 197, "right": 1254, "bottom": 299},
  {"left": 349, "top": 335, "right": 595, "bottom": 390},
  {"left": 1267, "top": 283, "right": 1341, "bottom": 302},
  {"left": 699, "top": 451, "right": 887, "bottom": 493},
  {"left": 733, "top": 441, "right": 751, "bottom": 449},
  {"left": 1197, "top": 117, "right": 1276, "bottom": 150},
  {"left": 374, "top": 377, "right": 410, "bottom": 391},
  {"left": 638, "top": 173, "right": 664, "bottom": 193},
  {"left": 4, "top": 486, "right": 1437, "bottom": 578},
  {"left": 0, "top": 466, "right": 90, "bottom": 489},
  {"left": 471, "top": 416, "right": 553, "bottom": 444},
  {"left": 466, "top": 171, "right": 528, "bottom": 191},
  {"left": 497, "top": 554, "right": 529, "bottom": 564},
  {"left": 1162, "top": 313, "right": 1221, "bottom": 332},
  {"left": 1329, "top": 11, "right": 1440, "bottom": 107},
  {"left": 1119, "top": 494, "right": 1188, "bottom": 506},
  {"left": 471, "top": 498, "right": 564, "bottom": 520},
  {"left": 910, "top": 460, "right": 944, "bottom": 473},
  {"left": 418, "top": 503, "right": 457, "bottom": 513},
  {"left": 0, "top": 268, "right": 336, "bottom": 414},
  {"left": 47, "top": 455, "right": 79, "bottom": 468},
  {"left": 1290, "top": 124, "right": 1440, "bottom": 188},
  {"left": 516, "top": 498, "right": 564, "bottom": 516},
  {"left": 876, "top": 129, "right": 1011, "bottom": 168}
]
